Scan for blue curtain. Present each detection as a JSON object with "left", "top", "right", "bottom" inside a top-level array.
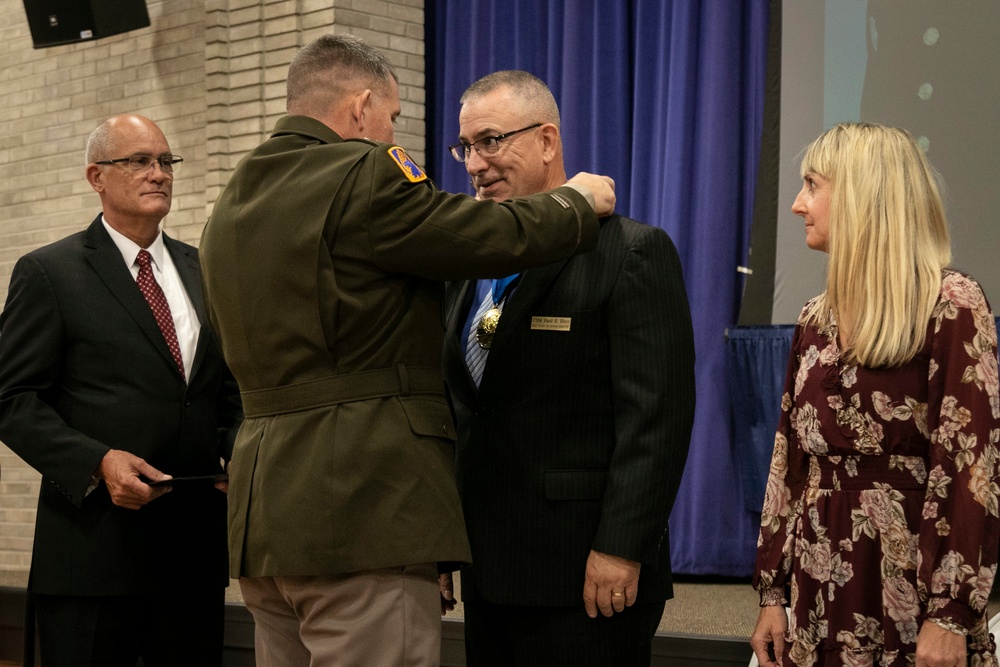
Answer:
[
  {"left": 727, "top": 326, "right": 794, "bottom": 514},
  {"left": 426, "top": 0, "right": 770, "bottom": 576}
]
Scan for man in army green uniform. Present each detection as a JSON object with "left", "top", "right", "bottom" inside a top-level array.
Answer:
[{"left": 200, "top": 34, "right": 615, "bottom": 665}]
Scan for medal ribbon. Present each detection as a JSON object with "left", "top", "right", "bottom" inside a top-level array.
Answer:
[
  {"left": 491, "top": 274, "right": 520, "bottom": 306},
  {"left": 473, "top": 273, "right": 520, "bottom": 351}
]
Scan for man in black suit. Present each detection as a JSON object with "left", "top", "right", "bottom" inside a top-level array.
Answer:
[
  {"left": 0, "top": 114, "right": 241, "bottom": 666},
  {"left": 442, "top": 71, "right": 697, "bottom": 666}
]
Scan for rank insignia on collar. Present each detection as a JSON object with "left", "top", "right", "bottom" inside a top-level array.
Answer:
[{"left": 388, "top": 146, "right": 428, "bottom": 183}]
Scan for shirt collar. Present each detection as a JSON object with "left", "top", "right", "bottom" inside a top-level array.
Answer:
[{"left": 101, "top": 215, "right": 166, "bottom": 270}]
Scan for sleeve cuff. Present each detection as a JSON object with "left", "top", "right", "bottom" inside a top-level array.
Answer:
[
  {"left": 926, "top": 617, "right": 970, "bottom": 636},
  {"left": 925, "top": 596, "right": 978, "bottom": 633},
  {"left": 759, "top": 586, "right": 788, "bottom": 607}
]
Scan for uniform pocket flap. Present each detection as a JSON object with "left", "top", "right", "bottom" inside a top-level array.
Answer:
[{"left": 397, "top": 396, "right": 456, "bottom": 441}]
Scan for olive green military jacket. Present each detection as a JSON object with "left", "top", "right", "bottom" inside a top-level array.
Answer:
[{"left": 200, "top": 115, "right": 599, "bottom": 577}]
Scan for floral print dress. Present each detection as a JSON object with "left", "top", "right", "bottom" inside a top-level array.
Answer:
[{"left": 754, "top": 271, "right": 1000, "bottom": 666}]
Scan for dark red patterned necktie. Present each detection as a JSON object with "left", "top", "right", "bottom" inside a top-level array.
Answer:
[{"left": 135, "top": 249, "right": 185, "bottom": 379}]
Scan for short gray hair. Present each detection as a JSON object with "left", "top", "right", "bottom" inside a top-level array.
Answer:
[
  {"left": 287, "top": 33, "right": 399, "bottom": 115},
  {"left": 461, "top": 70, "right": 560, "bottom": 128},
  {"left": 85, "top": 118, "right": 115, "bottom": 165}
]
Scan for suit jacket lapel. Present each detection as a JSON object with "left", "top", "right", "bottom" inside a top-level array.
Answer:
[
  {"left": 446, "top": 258, "right": 571, "bottom": 395},
  {"left": 166, "top": 235, "right": 209, "bottom": 381},
  {"left": 489, "top": 258, "right": 572, "bottom": 355},
  {"left": 82, "top": 217, "right": 184, "bottom": 381}
]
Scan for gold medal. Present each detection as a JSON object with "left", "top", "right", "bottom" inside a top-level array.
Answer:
[{"left": 475, "top": 307, "right": 502, "bottom": 349}]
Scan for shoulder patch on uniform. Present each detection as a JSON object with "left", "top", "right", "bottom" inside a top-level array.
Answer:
[{"left": 387, "top": 146, "right": 427, "bottom": 183}]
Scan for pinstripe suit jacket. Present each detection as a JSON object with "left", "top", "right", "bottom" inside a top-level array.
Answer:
[{"left": 443, "top": 214, "right": 696, "bottom": 607}]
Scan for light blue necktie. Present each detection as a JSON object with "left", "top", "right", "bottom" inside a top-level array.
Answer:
[{"left": 464, "top": 275, "right": 518, "bottom": 386}]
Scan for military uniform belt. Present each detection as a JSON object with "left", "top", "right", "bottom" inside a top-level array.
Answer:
[{"left": 240, "top": 365, "right": 446, "bottom": 418}]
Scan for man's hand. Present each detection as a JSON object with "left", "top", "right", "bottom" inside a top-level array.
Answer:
[
  {"left": 582, "top": 549, "right": 640, "bottom": 618},
  {"left": 439, "top": 572, "right": 456, "bottom": 615},
  {"left": 565, "top": 173, "right": 616, "bottom": 217},
  {"left": 915, "top": 620, "right": 967, "bottom": 667},
  {"left": 750, "top": 605, "right": 788, "bottom": 667},
  {"left": 215, "top": 460, "right": 230, "bottom": 494},
  {"left": 97, "top": 449, "right": 171, "bottom": 510}
]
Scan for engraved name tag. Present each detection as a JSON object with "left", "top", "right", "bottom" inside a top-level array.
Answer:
[{"left": 530, "top": 316, "right": 572, "bottom": 331}]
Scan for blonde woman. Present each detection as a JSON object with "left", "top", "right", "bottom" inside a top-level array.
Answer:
[{"left": 750, "top": 123, "right": 1000, "bottom": 667}]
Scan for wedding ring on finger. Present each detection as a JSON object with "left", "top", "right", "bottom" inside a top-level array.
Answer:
[{"left": 611, "top": 590, "right": 625, "bottom": 597}]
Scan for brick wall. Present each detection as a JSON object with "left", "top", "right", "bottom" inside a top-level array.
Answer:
[{"left": 0, "top": 0, "right": 425, "bottom": 572}]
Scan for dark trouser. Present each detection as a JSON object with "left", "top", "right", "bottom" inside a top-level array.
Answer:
[
  {"left": 464, "top": 597, "right": 664, "bottom": 667},
  {"left": 34, "top": 587, "right": 225, "bottom": 667}
]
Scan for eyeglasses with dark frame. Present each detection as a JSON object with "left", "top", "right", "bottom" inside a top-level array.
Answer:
[
  {"left": 448, "top": 124, "right": 542, "bottom": 163},
  {"left": 94, "top": 154, "right": 184, "bottom": 174}
]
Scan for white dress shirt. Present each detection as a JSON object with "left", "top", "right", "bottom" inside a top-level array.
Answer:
[{"left": 102, "top": 217, "right": 201, "bottom": 382}]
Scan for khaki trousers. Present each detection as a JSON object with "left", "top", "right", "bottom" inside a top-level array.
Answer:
[{"left": 240, "top": 563, "right": 440, "bottom": 667}]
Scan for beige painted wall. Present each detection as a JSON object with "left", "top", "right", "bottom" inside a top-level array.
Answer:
[{"left": 0, "top": 0, "right": 425, "bottom": 571}]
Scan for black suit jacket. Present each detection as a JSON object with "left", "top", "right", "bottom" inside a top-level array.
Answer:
[
  {"left": 0, "top": 216, "right": 241, "bottom": 596},
  {"left": 443, "top": 214, "right": 696, "bottom": 607}
]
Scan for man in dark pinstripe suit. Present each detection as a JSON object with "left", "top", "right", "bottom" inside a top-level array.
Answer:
[{"left": 442, "top": 71, "right": 697, "bottom": 666}]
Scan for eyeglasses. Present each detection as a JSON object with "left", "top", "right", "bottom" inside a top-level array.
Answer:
[
  {"left": 448, "top": 124, "right": 542, "bottom": 162},
  {"left": 94, "top": 154, "right": 184, "bottom": 174}
]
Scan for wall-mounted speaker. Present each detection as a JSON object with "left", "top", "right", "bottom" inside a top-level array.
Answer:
[{"left": 23, "top": 0, "right": 150, "bottom": 49}]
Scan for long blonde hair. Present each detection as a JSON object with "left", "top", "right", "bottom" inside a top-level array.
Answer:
[{"left": 802, "top": 123, "right": 951, "bottom": 367}]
